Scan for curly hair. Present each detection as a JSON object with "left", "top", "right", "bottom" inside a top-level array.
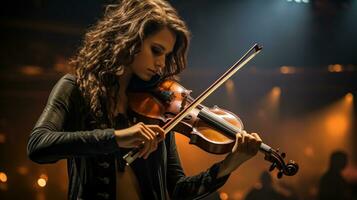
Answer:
[{"left": 70, "top": 0, "right": 190, "bottom": 123}]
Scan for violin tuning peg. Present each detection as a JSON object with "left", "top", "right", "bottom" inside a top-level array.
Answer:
[
  {"left": 281, "top": 152, "right": 286, "bottom": 158},
  {"left": 277, "top": 171, "right": 283, "bottom": 179},
  {"left": 269, "top": 162, "right": 276, "bottom": 171},
  {"left": 213, "top": 105, "right": 219, "bottom": 109}
]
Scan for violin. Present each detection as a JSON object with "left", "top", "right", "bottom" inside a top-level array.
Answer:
[{"left": 123, "top": 44, "right": 299, "bottom": 178}]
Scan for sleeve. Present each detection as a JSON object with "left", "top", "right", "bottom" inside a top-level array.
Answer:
[
  {"left": 165, "top": 132, "right": 230, "bottom": 200},
  {"left": 27, "top": 75, "right": 119, "bottom": 164}
]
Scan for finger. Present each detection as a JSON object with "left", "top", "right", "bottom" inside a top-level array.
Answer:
[
  {"left": 141, "top": 124, "right": 157, "bottom": 159},
  {"left": 251, "top": 132, "right": 262, "bottom": 143},
  {"left": 146, "top": 126, "right": 159, "bottom": 157},
  {"left": 147, "top": 125, "right": 165, "bottom": 142},
  {"left": 251, "top": 132, "right": 262, "bottom": 154},
  {"left": 233, "top": 133, "right": 242, "bottom": 153},
  {"left": 138, "top": 126, "right": 151, "bottom": 158},
  {"left": 141, "top": 125, "right": 155, "bottom": 159},
  {"left": 247, "top": 135, "right": 257, "bottom": 155},
  {"left": 240, "top": 132, "right": 248, "bottom": 153},
  {"left": 137, "top": 141, "right": 146, "bottom": 158}
]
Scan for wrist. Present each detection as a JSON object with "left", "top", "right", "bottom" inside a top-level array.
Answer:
[
  {"left": 217, "top": 153, "right": 246, "bottom": 178},
  {"left": 114, "top": 130, "right": 123, "bottom": 147}
]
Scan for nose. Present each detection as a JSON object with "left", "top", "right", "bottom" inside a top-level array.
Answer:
[{"left": 155, "top": 55, "right": 165, "bottom": 70}]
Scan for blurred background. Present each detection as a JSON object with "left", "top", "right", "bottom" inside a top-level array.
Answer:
[{"left": 0, "top": 0, "right": 356, "bottom": 199}]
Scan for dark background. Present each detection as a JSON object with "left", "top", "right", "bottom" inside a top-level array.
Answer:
[{"left": 0, "top": 0, "right": 356, "bottom": 199}]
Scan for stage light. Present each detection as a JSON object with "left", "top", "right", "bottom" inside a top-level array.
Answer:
[
  {"left": 19, "top": 65, "right": 44, "bottom": 76},
  {"left": 0, "top": 172, "right": 7, "bottom": 183},
  {"left": 0, "top": 133, "right": 5, "bottom": 143},
  {"left": 37, "top": 178, "right": 46, "bottom": 187},
  {"left": 272, "top": 86, "right": 281, "bottom": 97},
  {"left": 225, "top": 79, "right": 235, "bottom": 95},
  {"left": 280, "top": 66, "right": 296, "bottom": 74},
  {"left": 345, "top": 93, "right": 353, "bottom": 103},
  {"left": 328, "top": 64, "right": 343, "bottom": 72},
  {"left": 269, "top": 86, "right": 281, "bottom": 106},
  {"left": 258, "top": 86, "right": 281, "bottom": 121},
  {"left": 219, "top": 192, "right": 229, "bottom": 200},
  {"left": 325, "top": 114, "right": 349, "bottom": 137},
  {"left": 37, "top": 174, "right": 48, "bottom": 187},
  {"left": 304, "top": 146, "right": 314, "bottom": 157},
  {"left": 287, "top": 0, "right": 309, "bottom": 4}
]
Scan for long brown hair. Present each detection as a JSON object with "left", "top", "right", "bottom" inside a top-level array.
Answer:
[{"left": 70, "top": 0, "right": 190, "bottom": 123}]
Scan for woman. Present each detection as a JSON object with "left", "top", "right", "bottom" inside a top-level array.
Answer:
[{"left": 27, "top": 0, "right": 262, "bottom": 199}]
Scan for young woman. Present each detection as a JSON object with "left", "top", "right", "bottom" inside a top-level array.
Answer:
[{"left": 27, "top": 0, "right": 262, "bottom": 199}]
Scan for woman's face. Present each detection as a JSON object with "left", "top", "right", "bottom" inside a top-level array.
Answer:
[{"left": 128, "top": 27, "right": 176, "bottom": 81}]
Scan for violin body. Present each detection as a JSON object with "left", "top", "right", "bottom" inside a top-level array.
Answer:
[
  {"left": 128, "top": 80, "right": 243, "bottom": 154},
  {"left": 128, "top": 79, "right": 298, "bottom": 178}
]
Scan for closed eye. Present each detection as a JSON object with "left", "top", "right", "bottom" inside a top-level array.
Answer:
[{"left": 151, "top": 46, "right": 164, "bottom": 56}]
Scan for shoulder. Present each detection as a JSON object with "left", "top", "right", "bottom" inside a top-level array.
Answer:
[
  {"left": 58, "top": 73, "right": 77, "bottom": 87},
  {"left": 48, "top": 73, "right": 82, "bottom": 103},
  {"left": 52, "top": 73, "right": 78, "bottom": 93}
]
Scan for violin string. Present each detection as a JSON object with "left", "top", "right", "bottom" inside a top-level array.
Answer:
[
  {"left": 186, "top": 96, "right": 242, "bottom": 137},
  {"left": 161, "top": 44, "right": 261, "bottom": 134}
]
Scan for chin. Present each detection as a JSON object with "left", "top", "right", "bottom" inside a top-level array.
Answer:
[{"left": 138, "top": 74, "right": 152, "bottom": 81}]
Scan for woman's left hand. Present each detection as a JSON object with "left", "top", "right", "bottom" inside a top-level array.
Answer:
[{"left": 217, "top": 131, "right": 262, "bottom": 178}]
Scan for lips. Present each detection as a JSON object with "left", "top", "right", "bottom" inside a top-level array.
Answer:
[{"left": 148, "top": 69, "right": 157, "bottom": 75}]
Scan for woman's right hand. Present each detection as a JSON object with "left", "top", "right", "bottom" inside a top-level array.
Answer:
[{"left": 114, "top": 122, "right": 165, "bottom": 159}]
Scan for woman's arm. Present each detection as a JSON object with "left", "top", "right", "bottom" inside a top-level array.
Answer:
[
  {"left": 217, "top": 132, "right": 262, "bottom": 178},
  {"left": 27, "top": 75, "right": 118, "bottom": 164},
  {"left": 166, "top": 130, "right": 262, "bottom": 199},
  {"left": 165, "top": 132, "right": 230, "bottom": 200},
  {"left": 27, "top": 74, "right": 165, "bottom": 164}
]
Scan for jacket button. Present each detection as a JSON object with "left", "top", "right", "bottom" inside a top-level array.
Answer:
[
  {"left": 98, "top": 177, "right": 110, "bottom": 184},
  {"left": 98, "top": 162, "right": 110, "bottom": 168},
  {"left": 96, "top": 192, "right": 109, "bottom": 199}
]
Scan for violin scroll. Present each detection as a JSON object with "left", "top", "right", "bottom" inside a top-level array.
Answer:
[{"left": 264, "top": 148, "right": 299, "bottom": 179}]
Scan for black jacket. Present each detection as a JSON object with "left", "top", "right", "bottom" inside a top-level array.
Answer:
[{"left": 27, "top": 74, "right": 230, "bottom": 200}]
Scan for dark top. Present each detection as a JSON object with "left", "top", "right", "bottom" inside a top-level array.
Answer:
[
  {"left": 27, "top": 74, "right": 230, "bottom": 200},
  {"left": 318, "top": 170, "right": 351, "bottom": 200}
]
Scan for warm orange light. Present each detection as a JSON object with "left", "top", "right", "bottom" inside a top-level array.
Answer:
[
  {"left": 17, "top": 166, "right": 29, "bottom": 175},
  {"left": 19, "top": 65, "right": 44, "bottom": 76},
  {"left": 267, "top": 86, "right": 281, "bottom": 109},
  {"left": 37, "top": 178, "right": 47, "bottom": 187},
  {"left": 37, "top": 174, "right": 48, "bottom": 187},
  {"left": 325, "top": 114, "right": 349, "bottom": 136},
  {"left": 0, "top": 134, "right": 5, "bottom": 143},
  {"left": 219, "top": 192, "right": 229, "bottom": 200},
  {"left": 328, "top": 64, "right": 343, "bottom": 72},
  {"left": 0, "top": 172, "right": 7, "bottom": 183},
  {"left": 232, "top": 190, "right": 244, "bottom": 200},
  {"left": 280, "top": 66, "right": 296, "bottom": 74},
  {"left": 345, "top": 93, "right": 353, "bottom": 103},
  {"left": 272, "top": 86, "right": 281, "bottom": 97},
  {"left": 304, "top": 146, "right": 314, "bottom": 157},
  {"left": 309, "top": 187, "right": 318, "bottom": 196},
  {"left": 225, "top": 79, "right": 235, "bottom": 95}
]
